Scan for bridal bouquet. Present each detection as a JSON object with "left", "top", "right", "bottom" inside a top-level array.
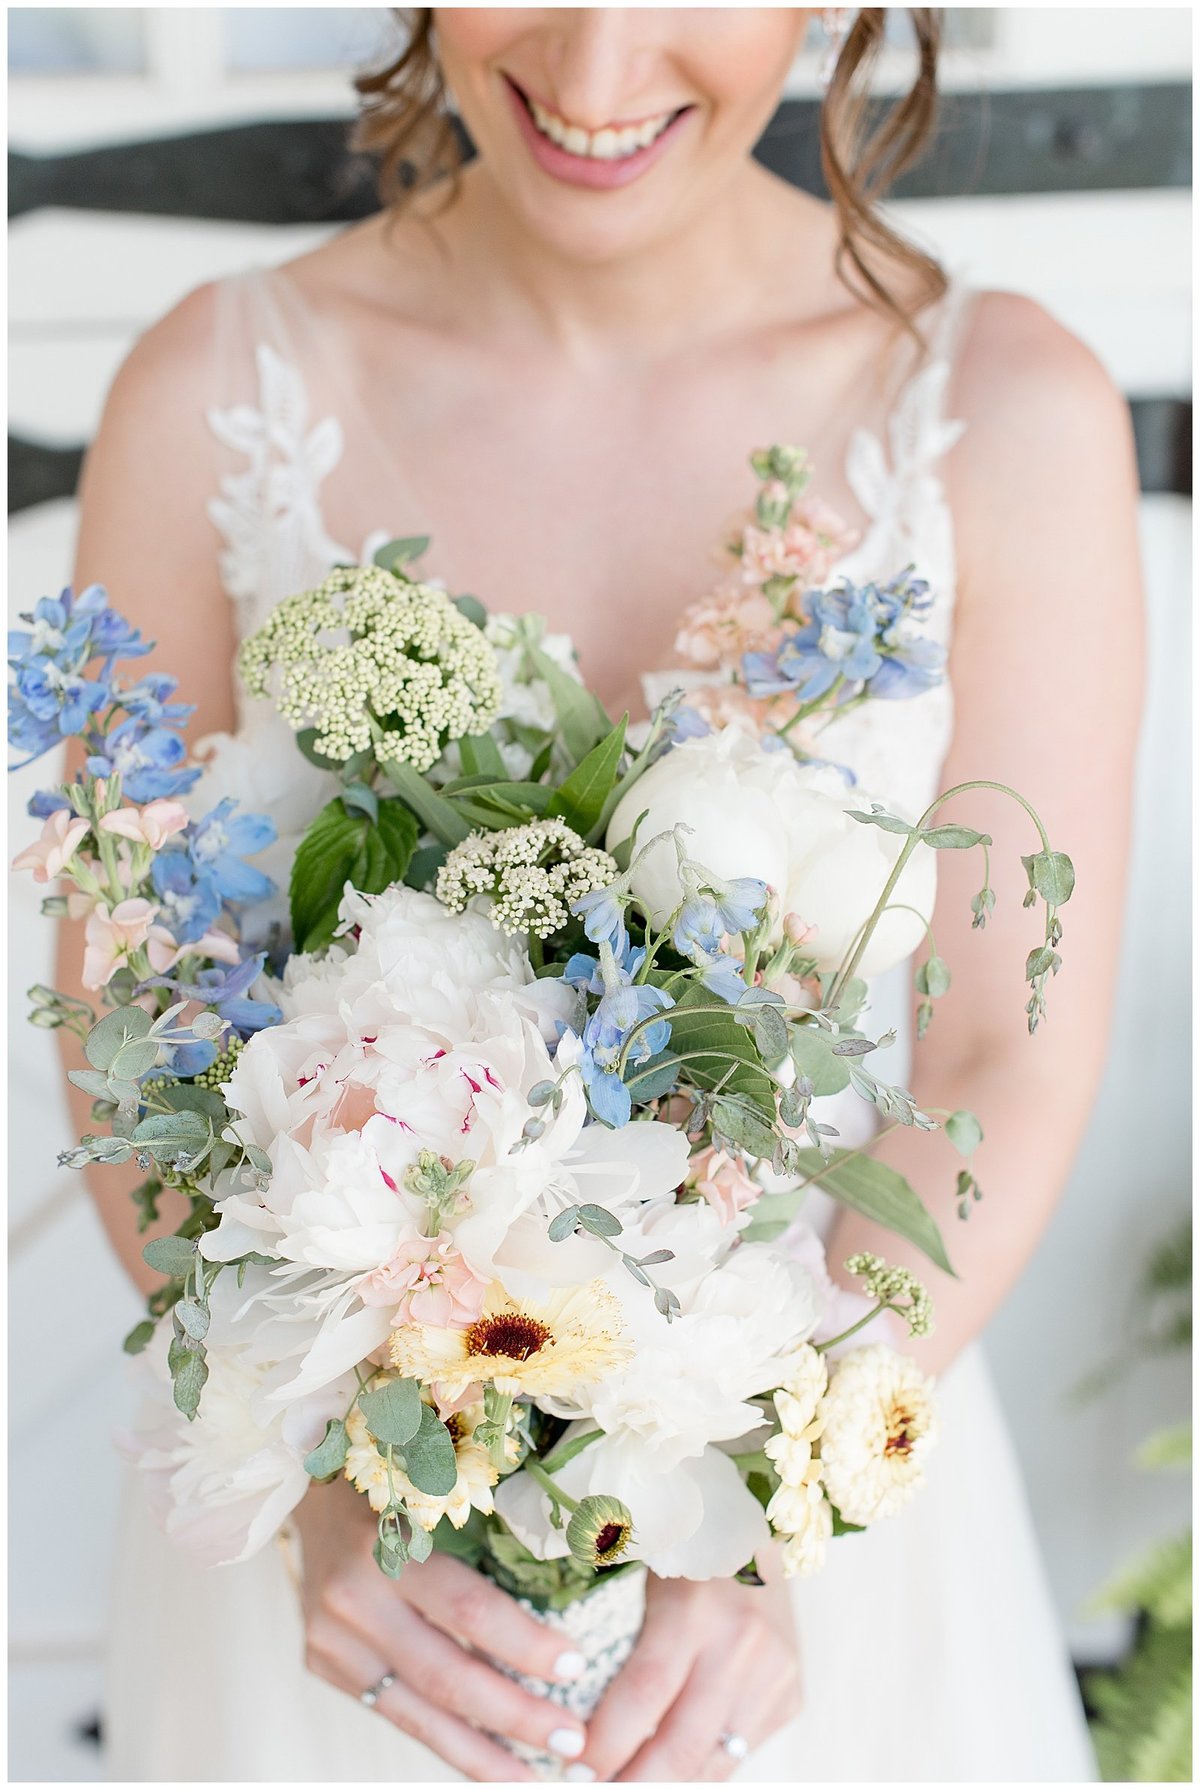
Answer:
[{"left": 11, "top": 447, "right": 1074, "bottom": 1746}]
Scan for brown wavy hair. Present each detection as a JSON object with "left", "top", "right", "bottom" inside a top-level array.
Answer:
[{"left": 354, "top": 8, "right": 945, "bottom": 328}]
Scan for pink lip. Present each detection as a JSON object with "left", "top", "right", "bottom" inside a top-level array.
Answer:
[{"left": 503, "top": 75, "right": 691, "bottom": 192}]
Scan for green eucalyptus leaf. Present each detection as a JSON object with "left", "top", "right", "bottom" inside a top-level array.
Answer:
[
  {"left": 577, "top": 1203, "right": 623, "bottom": 1238},
  {"left": 122, "top": 1318, "right": 157, "bottom": 1356},
  {"left": 945, "top": 1109, "right": 984, "bottom": 1156},
  {"left": 548, "top": 1206, "right": 580, "bottom": 1242},
  {"left": 401, "top": 1405, "right": 459, "bottom": 1496},
  {"left": 84, "top": 1005, "right": 153, "bottom": 1071},
  {"left": 172, "top": 1346, "right": 208, "bottom": 1419},
  {"left": 789, "top": 1026, "right": 851, "bottom": 1097},
  {"left": 142, "top": 1234, "right": 199, "bottom": 1278},
  {"left": 649, "top": 973, "right": 777, "bottom": 1119},
  {"left": 304, "top": 1418, "right": 350, "bottom": 1480},
  {"left": 847, "top": 808, "right": 915, "bottom": 838},
  {"left": 1023, "top": 850, "right": 1075, "bottom": 905},
  {"left": 373, "top": 534, "right": 430, "bottom": 574},
  {"left": 921, "top": 824, "right": 992, "bottom": 850},
  {"left": 359, "top": 1377, "right": 423, "bottom": 1448},
  {"left": 175, "top": 1297, "right": 210, "bottom": 1341},
  {"left": 68, "top": 1068, "right": 115, "bottom": 1100},
  {"left": 914, "top": 955, "right": 952, "bottom": 998},
  {"left": 453, "top": 592, "right": 488, "bottom": 629}
]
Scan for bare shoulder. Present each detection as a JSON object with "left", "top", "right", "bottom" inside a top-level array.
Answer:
[{"left": 951, "top": 289, "right": 1135, "bottom": 491}]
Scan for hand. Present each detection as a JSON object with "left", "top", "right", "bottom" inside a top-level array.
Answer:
[
  {"left": 577, "top": 1574, "right": 802, "bottom": 1783},
  {"left": 293, "top": 1478, "right": 592, "bottom": 1782}
]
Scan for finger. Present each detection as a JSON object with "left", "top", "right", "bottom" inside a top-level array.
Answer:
[
  {"left": 578, "top": 1589, "right": 698, "bottom": 1783},
  {"left": 307, "top": 1614, "right": 535, "bottom": 1783},
  {"left": 349, "top": 1588, "right": 590, "bottom": 1764},
  {"left": 618, "top": 1619, "right": 758, "bottom": 1783},
  {"left": 400, "top": 1551, "right": 590, "bottom": 1685}
]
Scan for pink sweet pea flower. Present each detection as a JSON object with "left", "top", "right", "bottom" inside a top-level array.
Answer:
[
  {"left": 144, "top": 926, "right": 242, "bottom": 974},
  {"left": 12, "top": 810, "right": 90, "bottom": 883},
  {"left": 82, "top": 898, "right": 161, "bottom": 990},
  {"left": 688, "top": 1145, "right": 761, "bottom": 1228},
  {"left": 99, "top": 800, "right": 190, "bottom": 849},
  {"left": 360, "top": 1233, "right": 488, "bottom": 1328}
]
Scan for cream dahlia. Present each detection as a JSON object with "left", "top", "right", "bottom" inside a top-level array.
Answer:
[{"left": 818, "top": 1343, "right": 938, "bottom": 1526}]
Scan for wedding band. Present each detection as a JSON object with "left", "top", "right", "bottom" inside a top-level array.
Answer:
[
  {"left": 360, "top": 1671, "right": 395, "bottom": 1708},
  {"left": 720, "top": 1731, "right": 750, "bottom": 1762}
]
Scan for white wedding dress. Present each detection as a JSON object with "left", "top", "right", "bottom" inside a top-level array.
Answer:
[{"left": 104, "top": 268, "right": 1096, "bottom": 1782}]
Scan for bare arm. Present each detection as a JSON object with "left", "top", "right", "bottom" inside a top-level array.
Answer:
[
  {"left": 829, "top": 294, "right": 1145, "bottom": 1373},
  {"left": 57, "top": 284, "right": 238, "bottom": 1293}
]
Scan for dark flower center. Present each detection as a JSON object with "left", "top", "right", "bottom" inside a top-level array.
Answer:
[
  {"left": 885, "top": 1401, "right": 917, "bottom": 1455},
  {"left": 595, "top": 1521, "right": 631, "bottom": 1564},
  {"left": 467, "top": 1313, "right": 553, "bottom": 1361}
]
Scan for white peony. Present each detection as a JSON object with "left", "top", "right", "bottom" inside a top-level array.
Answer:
[
  {"left": 119, "top": 1318, "right": 349, "bottom": 1566},
  {"left": 606, "top": 724, "right": 936, "bottom": 976},
  {"left": 495, "top": 1430, "right": 771, "bottom": 1581}
]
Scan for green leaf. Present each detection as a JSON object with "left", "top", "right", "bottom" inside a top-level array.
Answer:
[
  {"left": 920, "top": 824, "right": 992, "bottom": 850},
  {"left": 945, "top": 1109, "right": 983, "bottom": 1156},
  {"left": 122, "top": 1318, "right": 157, "bottom": 1356},
  {"left": 69, "top": 1068, "right": 116, "bottom": 1100},
  {"left": 304, "top": 1418, "right": 350, "bottom": 1480},
  {"left": 713, "top": 1098, "right": 778, "bottom": 1159},
  {"left": 380, "top": 758, "right": 471, "bottom": 847},
  {"left": 142, "top": 1234, "right": 199, "bottom": 1278},
  {"left": 577, "top": 1203, "right": 623, "bottom": 1238},
  {"left": 158, "top": 1085, "right": 228, "bottom": 1121},
  {"left": 914, "top": 955, "right": 951, "bottom": 998},
  {"left": 358, "top": 1377, "right": 423, "bottom": 1448},
  {"left": 1136, "top": 1424, "right": 1192, "bottom": 1471},
  {"left": 847, "top": 808, "right": 915, "bottom": 838},
  {"left": 404, "top": 842, "right": 448, "bottom": 890},
  {"left": 548, "top": 1206, "right": 580, "bottom": 1242},
  {"left": 789, "top": 1025, "right": 851, "bottom": 1097},
  {"left": 401, "top": 1404, "right": 459, "bottom": 1496},
  {"left": 449, "top": 780, "right": 553, "bottom": 827},
  {"left": 526, "top": 644, "right": 611, "bottom": 763},
  {"left": 289, "top": 796, "right": 419, "bottom": 951},
  {"left": 341, "top": 780, "right": 379, "bottom": 823},
  {"left": 430, "top": 1507, "right": 489, "bottom": 1566},
  {"left": 458, "top": 731, "right": 507, "bottom": 778},
  {"left": 172, "top": 1346, "right": 208, "bottom": 1419},
  {"left": 175, "top": 1297, "right": 210, "bottom": 1341},
  {"left": 84, "top": 1005, "right": 152, "bottom": 1071},
  {"left": 372, "top": 534, "right": 430, "bottom": 573},
  {"left": 830, "top": 1508, "right": 867, "bottom": 1537},
  {"left": 1023, "top": 849, "right": 1075, "bottom": 905},
  {"left": 131, "top": 1112, "right": 210, "bottom": 1151},
  {"left": 295, "top": 727, "right": 343, "bottom": 772},
  {"left": 650, "top": 974, "right": 777, "bottom": 1120},
  {"left": 453, "top": 592, "right": 488, "bottom": 629},
  {"left": 794, "top": 1148, "right": 955, "bottom": 1276},
  {"left": 548, "top": 717, "right": 628, "bottom": 839}
]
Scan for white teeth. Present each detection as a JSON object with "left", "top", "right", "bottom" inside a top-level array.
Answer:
[{"left": 524, "top": 94, "right": 676, "bottom": 161}]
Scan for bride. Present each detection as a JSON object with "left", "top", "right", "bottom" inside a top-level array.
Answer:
[{"left": 62, "top": 8, "right": 1141, "bottom": 1782}]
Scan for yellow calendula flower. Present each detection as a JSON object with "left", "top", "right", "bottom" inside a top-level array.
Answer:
[
  {"left": 344, "top": 1389, "right": 519, "bottom": 1531},
  {"left": 818, "top": 1344, "right": 938, "bottom": 1527},
  {"left": 389, "top": 1281, "right": 630, "bottom": 1402}
]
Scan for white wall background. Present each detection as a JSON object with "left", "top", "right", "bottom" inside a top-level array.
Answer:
[{"left": 7, "top": 7, "right": 1192, "bottom": 1780}]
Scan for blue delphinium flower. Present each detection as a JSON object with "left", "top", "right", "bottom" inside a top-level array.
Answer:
[
  {"left": 572, "top": 883, "right": 629, "bottom": 951},
  {"left": 119, "top": 673, "right": 195, "bottom": 728},
  {"left": 188, "top": 799, "right": 276, "bottom": 905},
  {"left": 86, "top": 716, "right": 200, "bottom": 803},
  {"left": 673, "top": 876, "right": 767, "bottom": 961},
  {"left": 700, "top": 954, "right": 750, "bottom": 1003},
  {"left": 8, "top": 586, "right": 156, "bottom": 765},
  {"left": 743, "top": 570, "right": 946, "bottom": 708},
  {"left": 140, "top": 954, "right": 282, "bottom": 1077},
  {"left": 570, "top": 942, "right": 675, "bottom": 1128},
  {"left": 150, "top": 853, "right": 223, "bottom": 944}
]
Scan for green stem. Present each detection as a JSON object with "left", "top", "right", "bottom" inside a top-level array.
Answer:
[
  {"left": 775, "top": 675, "right": 846, "bottom": 738},
  {"left": 524, "top": 1456, "right": 580, "bottom": 1515},
  {"left": 814, "top": 1299, "right": 892, "bottom": 1353},
  {"left": 827, "top": 780, "right": 1052, "bottom": 1010}
]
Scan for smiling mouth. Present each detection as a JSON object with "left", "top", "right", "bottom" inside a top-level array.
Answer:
[{"left": 505, "top": 75, "right": 692, "bottom": 164}]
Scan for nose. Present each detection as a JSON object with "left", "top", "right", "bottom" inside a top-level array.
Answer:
[{"left": 539, "top": 7, "right": 663, "bottom": 128}]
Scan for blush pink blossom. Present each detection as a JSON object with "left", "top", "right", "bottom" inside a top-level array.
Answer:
[
  {"left": 145, "top": 926, "right": 242, "bottom": 975},
  {"left": 12, "top": 810, "right": 90, "bottom": 883},
  {"left": 99, "top": 800, "right": 190, "bottom": 849},
  {"left": 82, "top": 898, "right": 161, "bottom": 990},
  {"left": 359, "top": 1232, "right": 488, "bottom": 1328},
  {"left": 739, "top": 497, "right": 858, "bottom": 591},
  {"left": 688, "top": 1146, "right": 761, "bottom": 1228},
  {"left": 674, "top": 585, "right": 781, "bottom": 673}
]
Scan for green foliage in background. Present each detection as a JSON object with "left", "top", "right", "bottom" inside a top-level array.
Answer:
[{"left": 1085, "top": 1218, "right": 1191, "bottom": 1782}]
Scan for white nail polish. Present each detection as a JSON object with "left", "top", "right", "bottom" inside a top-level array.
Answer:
[
  {"left": 554, "top": 1649, "right": 587, "bottom": 1682},
  {"left": 549, "top": 1728, "right": 586, "bottom": 1760},
  {"left": 564, "top": 1767, "right": 596, "bottom": 1784}
]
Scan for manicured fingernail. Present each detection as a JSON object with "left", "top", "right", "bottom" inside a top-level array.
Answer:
[
  {"left": 564, "top": 1767, "right": 596, "bottom": 1784},
  {"left": 554, "top": 1649, "right": 587, "bottom": 1682},
  {"left": 549, "top": 1728, "right": 586, "bottom": 1760}
]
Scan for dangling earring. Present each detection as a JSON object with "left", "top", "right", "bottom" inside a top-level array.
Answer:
[{"left": 819, "top": 8, "right": 852, "bottom": 90}]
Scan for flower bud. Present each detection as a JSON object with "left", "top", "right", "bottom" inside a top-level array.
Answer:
[{"left": 566, "top": 1494, "right": 634, "bottom": 1570}]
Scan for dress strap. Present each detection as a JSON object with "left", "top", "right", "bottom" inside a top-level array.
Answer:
[{"left": 205, "top": 269, "right": 351, "bottom": 626}]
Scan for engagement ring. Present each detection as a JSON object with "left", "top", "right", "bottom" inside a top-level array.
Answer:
[
  {"left": 720, "top": 1731, "right": 750, "bottom": 1762},
  {"left": 360, "top": 1672, "right": 395, "bottom": 1709}
]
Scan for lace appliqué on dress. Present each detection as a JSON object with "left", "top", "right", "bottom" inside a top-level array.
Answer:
[{"left": 207, "top": 344, "right": 353, "bottom": 625}]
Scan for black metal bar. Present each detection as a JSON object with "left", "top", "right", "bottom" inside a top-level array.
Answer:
[
  {"left": 8, "top": 83, "right": 1191, "bottom": 224},
  {"left": 9, "top": 397, "right": 1191, "bottom": 518}
]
